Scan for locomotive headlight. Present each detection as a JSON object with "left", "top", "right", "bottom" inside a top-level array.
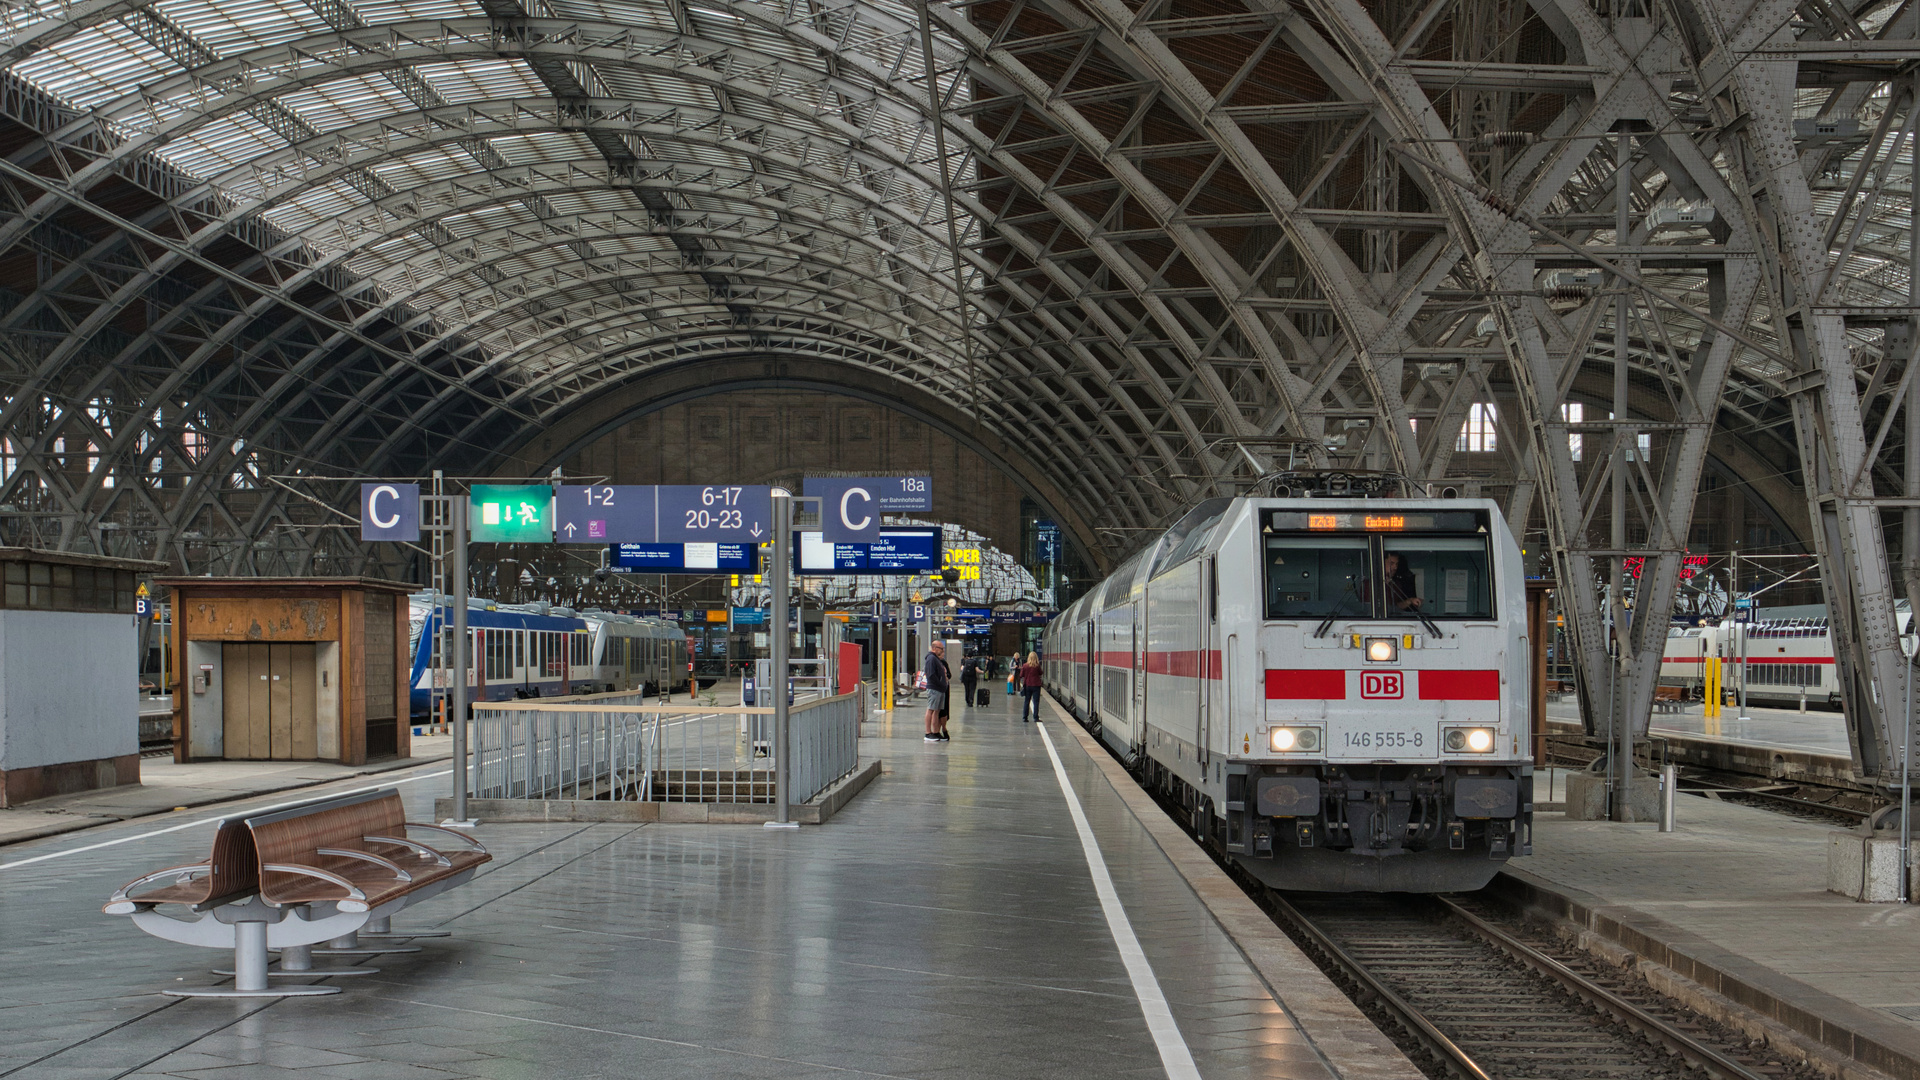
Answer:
[
  {"left": 1269, "top": 727, "right": 1322, "bottom": 753},
  {"left": 1445, "top": 727, "right": 1496, "bottom": 753},
  {"left": 1365, "top": 637, "right": 1398, "bottom": 663}
]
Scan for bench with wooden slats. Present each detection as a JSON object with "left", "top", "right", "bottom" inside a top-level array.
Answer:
[
  {"left": 247, "top": 788, "right": 489, "bottom": 920},
  {"left": 104, "top": 787, "right": 488, "bottom": 998},
  {"left": 1653, "top": 685, "right": 1689, "bottom": 713},
  {"left": 104, "top": 815, "right": 258, "bottom": 916}
]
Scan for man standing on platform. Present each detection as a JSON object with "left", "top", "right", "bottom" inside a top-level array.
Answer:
[
  {"left": 923, "top": 640, "right": 950, "bottom": 743},
  {"left": 960, "top": 654, "right": 980, "bottom": 710}
]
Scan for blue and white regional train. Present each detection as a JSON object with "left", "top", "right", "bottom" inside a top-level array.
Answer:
[
  {"left": 1042, "top": 492, "right": 1532, "bottom": 892},
  {"left": 407, "top": 593, "right": 691, "bottom": 718}
]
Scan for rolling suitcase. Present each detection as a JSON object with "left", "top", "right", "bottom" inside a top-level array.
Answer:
[{"left": 976, "top": 688, "right": 990, "bottom": 707}]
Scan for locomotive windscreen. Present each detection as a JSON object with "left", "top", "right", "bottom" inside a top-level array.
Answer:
[
  {"left": 1265, "top": 538, "right": 1372, "bottom": 618},
  {"left": 1263, "top": 509, "right": 1494, "bottom": 620}
]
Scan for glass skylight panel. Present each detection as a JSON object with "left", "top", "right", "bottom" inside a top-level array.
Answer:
[
  {"left": 542, "top": 0, "right": 678, "bottom": 31},
  {"left": 411, "top": 59, "right": 547, "bottom": 105},
  {"left": 372, "top": 144, "right": 488, "bottom": 190},
  {"left": 484, "top": 130, "right": 599, "bottom": 167},
  {"left": 155, "top": 0, "right": 331, "bottom": 58},
  {"left": 593, "top": 66, "right": 712, "bottom": 111},
  {"left": 16, "top": 21, "right": 176, "bottom": 111},
  {"left": 276, "top": 76, "right": 420, "bottom": 136},
  {"left": 169, "top": 115, "right": 289, "bottom": 197},
  {"left": 352, "top": 0, "right": 477, "bottom": 24}
]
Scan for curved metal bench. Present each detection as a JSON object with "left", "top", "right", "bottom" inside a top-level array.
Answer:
[{"left": 104, "top": 788, "right": 489, "bottom": 997}]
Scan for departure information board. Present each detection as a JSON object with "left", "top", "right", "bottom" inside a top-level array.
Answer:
[
  {"left": 794, "top": 528, "right": 941, "bottom": 573},
  {"left": 608, "top": 542, "right": 756, "bottom": 572}
]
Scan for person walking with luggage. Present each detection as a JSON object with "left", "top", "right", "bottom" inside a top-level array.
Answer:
[
  {"left": 960, "top": 655, "right": 980, "bottom": 710},
  {"left": 923, "top": 641, "right": 951, "bottom": 743},
  {"left": 1019, "top": 651, "right": 1043, "bottom": 722}
]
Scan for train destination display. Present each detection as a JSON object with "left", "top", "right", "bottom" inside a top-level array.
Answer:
[
  {"left": 794, "top": 527, "right": 941, "bottom": 573},
  {"left": 607, "top": 542, "right": 756, "bottom": 572}
]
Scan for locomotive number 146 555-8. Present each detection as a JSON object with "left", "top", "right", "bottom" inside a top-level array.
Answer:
[{"left": 1343, "top": 728, "right": 1425, "bottom": 750}]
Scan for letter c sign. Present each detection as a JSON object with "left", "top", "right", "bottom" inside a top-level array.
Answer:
[
  {"left": 360, "top": 482, "right": 420, "bottom": 541},
  {"left": 812, "top": 478, "right": 880, "bottom": 542}
]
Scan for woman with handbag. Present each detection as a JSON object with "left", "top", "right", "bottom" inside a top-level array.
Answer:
[{"left": 1018, "top": 653, "right": 1043, "bottom": 722}]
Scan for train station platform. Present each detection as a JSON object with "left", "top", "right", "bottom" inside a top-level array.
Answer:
[
  {"left": 1517, "top": 775, "right": 1920, "bottom": 1079},
  {"left": 0, "top": 697, "right": 1418, "bottom": 1080}
]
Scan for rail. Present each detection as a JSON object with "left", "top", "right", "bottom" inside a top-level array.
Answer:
[{"left": 467, "top": 689, "right": 860, "bottom": 805}]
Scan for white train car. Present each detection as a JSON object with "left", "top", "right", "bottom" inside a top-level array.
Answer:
[
  {"left": 581, "top": 611, "right": 691, "bottom": 696},
  {"left": 1659, "top": 609, "right": 1914, "bottom": 708},
  {"left": 1045, "top": 494, "right": 1531, "bottom": 892}
]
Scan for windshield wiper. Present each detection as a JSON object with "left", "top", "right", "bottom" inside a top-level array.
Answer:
[
  {"left": 1412, "top": 607, "right": 1445, "bottom": 639},
  {"left": 1314, "top": 579, "right": 1361, "bottom": 638}
]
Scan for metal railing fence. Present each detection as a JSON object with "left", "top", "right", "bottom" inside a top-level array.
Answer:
[{"left": 467, "top": 688, "right": 861, "bottom": 805}]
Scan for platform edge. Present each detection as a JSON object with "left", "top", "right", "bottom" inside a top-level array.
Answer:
[
  {"left": 1497, "top": 867, "right": 1920, "bottom": 1080},
  {"left": 1043, "top": 700, "right": 1426, "bottom": 1080}
]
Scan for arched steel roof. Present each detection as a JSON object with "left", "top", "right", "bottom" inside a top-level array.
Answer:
[{"left": 0, "top": 0, "right": 1914, "bottom": 711}]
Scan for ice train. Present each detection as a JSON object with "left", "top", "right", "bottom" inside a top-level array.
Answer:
[{"left": 1042, "top": 493, "right": 1532, "bottom": 892}]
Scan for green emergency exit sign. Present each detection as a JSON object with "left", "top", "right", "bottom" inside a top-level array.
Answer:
[{"left": 470, "top": 485, "right": 552, "bottom": 542}]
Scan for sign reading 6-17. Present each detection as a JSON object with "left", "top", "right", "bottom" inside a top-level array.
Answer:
[{"left": 656, "top": 485, "right": 772, "bottom": 543}]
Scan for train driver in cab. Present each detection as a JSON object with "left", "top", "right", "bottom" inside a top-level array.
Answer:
[{"left": 1383, "top": 552, "right": 1421, "bottom": 611}]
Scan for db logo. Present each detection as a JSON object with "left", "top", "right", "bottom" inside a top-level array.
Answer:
[{"left": 1361, "top": 672, "right": 1403, "bottom": 699}]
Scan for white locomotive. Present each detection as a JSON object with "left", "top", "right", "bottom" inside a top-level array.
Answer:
[{"left": 1043, "top": 492, "right": 1532, "bottom": 892}]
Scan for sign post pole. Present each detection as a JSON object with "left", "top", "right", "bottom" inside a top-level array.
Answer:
[
  {"left": 768, "top": 488, "right": 797, "bottom": 829},
  {"left": 449, "top": 494, "right": 473, "bottom": 827}
]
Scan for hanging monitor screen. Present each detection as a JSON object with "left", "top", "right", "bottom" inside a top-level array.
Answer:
[
  {"left": 794, "top": 528, "right": 942, "bottom": 573},
  {"left": 607, "top": 543, "right": 756, "bottom": 572}
]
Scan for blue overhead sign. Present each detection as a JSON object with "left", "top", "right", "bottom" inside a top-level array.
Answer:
[
  {"left": 657, "top": 485, "right": 773, "bottom": 544},
  {"left": 608, "top": 543, "right": 755, "bottom": 573},
  {"left": 794, "top": 528, "right": 942, "bottom": 574},
  {"left": 360, "top": 483, "right": 419, "bottom": 542},
  {"left": 731, "top": 607, "right": 768, "bottom": 625},
  {"left": 1035, "top": 521, "right": 1060, "bottom": 565},
  {"left": 805, "top": 477, "right": 932, "bottom": 543},
  {"left": 808, "top": 477, "right": 880, "bottom": 542},
  {"left": 556, "top": 485, "right": 772, "bottom": 544},
  {"left": 556, "top": 484, "right": 653, "bottom": 543}
]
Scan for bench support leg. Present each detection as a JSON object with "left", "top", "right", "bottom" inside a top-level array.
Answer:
[
  {"left": 168, "top": 921, "right": 340, "bottom": 998},
  {"left": 358, "top": 915, "right": 450, "bottom": 940},
  {"left": 310, "top": 930, "right": 421, "bottom": 956},
  {"left": 217, "top": 944, "right": 379, "bottom": 978}
]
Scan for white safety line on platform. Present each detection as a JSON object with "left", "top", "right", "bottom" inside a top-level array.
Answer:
[
  {"left": 0, "top": 767, "right": 454, "bottom": 871},
  {"left": 1036, "top": 722, "right": 1201, "bottom": 1080}
]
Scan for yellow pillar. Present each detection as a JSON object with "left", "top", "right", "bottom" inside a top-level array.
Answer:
[
  {"left": 880, "top": 651, "right": 894, "bottom": 713},
  {"left": 1712, "top": 653, "right": 1728, "bottom": 734}
]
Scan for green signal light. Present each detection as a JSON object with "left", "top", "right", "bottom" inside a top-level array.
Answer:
[{"left": 470, "top": 484, "right": 552, "bottom": 542}]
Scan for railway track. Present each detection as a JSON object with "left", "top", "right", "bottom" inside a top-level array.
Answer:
[{"left": 1259, "top": 889, "right": 1812, "bottom": 1080}]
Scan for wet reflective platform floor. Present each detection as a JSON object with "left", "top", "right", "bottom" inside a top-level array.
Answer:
[{"left": 0, "top": 697, "right": 1414, "bottom": 1080}]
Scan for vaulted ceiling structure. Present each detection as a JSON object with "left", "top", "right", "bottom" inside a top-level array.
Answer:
[{"left": 3, "top": 0, "right": 1920, "bottom": 777}]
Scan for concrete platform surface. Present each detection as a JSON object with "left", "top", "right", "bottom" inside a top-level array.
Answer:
[
  {"left": 1546, "top": 698, "right": 1851, "bottom": 757},
  {"left": 1521, "top": 786, "right": 1920, "bottom": 1077},
  {"left": 0, "top": 701, "right": 1415, "bottom": 1080},
  {"left": 0, "top": 735, "right": 452, "bottom": 848}
]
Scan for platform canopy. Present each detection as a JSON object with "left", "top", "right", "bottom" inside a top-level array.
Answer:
[{"left": 2, "top": 0, "right": 1920, "bottom": 774}]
